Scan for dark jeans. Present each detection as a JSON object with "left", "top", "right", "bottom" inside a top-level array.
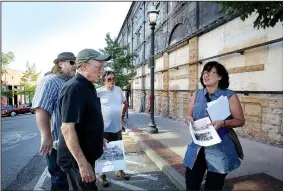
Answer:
[
  {"left": 104, "top": 130, "right": 122, "bottom": 142},
  {"left": 63, "top": 161, "right": 98, "bottom": 191},
  {"left": 185, "top": 147, "right": 227, "bottom": 191},
  {"left": 46, "top": 149, "right": 69, "bottom": 190}
]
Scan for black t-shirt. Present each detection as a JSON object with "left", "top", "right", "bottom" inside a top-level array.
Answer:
[{"left": 57, "top": 73, "right": 104, "bottom": 169}]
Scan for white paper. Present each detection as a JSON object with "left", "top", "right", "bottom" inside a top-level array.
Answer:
[
  {"left": 207, "top": 98, "right": 218, "bottom": 107},
  {"left": 95, "top": 140, "right": 126, "bottom": 173},
  {"left": 206, "top": 96, "right": 231, "bottom": 121},
  {"left": 189, "top": 117, "right": 221, "bottom": 147}
]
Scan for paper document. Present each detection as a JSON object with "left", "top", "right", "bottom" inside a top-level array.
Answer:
[
  {"left": 189, "top": 117, "right": 221, "bottom": 147},
  {"left": 95, "top": 140, "right": 126, "bottom": 173},
  {"left": 206, "top": 96, "right": 231, "bottom": 121}
]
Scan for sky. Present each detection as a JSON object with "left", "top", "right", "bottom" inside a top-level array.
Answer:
[{"left": 2, "top": 2, "right": 132, "bottom": 77}]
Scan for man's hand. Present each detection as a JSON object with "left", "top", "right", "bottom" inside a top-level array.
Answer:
[
  {"left": 78, "top": 161, "right": 96, "bottom": 183},
  {"left": 103, "top": 138, "right": 108, "bottom": 149},
  {"left": 121, "top": 114, "right": 126, "bottom": 122},
  {"left": 208, "top": 120, "right": 224, "bottom": 131},
  {"left": 40, "top": 134, "right": 53, "bottom": 156}
]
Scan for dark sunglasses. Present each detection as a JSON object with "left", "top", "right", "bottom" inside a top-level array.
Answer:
[
  {"left": 107, "top": 77, "right": 115, "bottom": 82},
  {"left": 69, "top": 60, "right": 76, "bottom": 65}
]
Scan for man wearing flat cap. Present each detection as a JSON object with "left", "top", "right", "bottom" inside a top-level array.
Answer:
[
  {"left": 58, "top": 49, "right": 111, "bottom": 190},
  {"left": 32, "top": 52, "right": 76, "bottom": 191}
]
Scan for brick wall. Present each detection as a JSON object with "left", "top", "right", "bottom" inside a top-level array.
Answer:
[
  {"left": 236, "top": 94, "right": 283, "bottom": 145},
  {"left": 131, "top": 13, "right": 283, "bottom": 146}
]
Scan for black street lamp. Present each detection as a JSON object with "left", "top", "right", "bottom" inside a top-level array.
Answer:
[{"left": 147, "top": 6, "right": 159, "bottom": 134}]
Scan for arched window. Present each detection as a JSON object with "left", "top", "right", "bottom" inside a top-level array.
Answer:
[{"left": 168, "top": 24, "right": 187, "bottom": 46}]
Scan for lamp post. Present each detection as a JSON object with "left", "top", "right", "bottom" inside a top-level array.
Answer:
[{"left": 147, "top": 6, "right": 159, "bottom": 134}]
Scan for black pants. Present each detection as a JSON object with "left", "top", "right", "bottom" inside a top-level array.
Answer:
[
  {"left": 104, "top": 130, "right": 122, "bottom": 142},
  {"left": 64, "top": 161, "right": 98, "bottom": 191},
  {"left": 186, "top": 147, "right": 227, "bottom": 191}
]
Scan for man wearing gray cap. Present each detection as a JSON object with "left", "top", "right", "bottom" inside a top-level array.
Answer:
[
  {"left": 32, "top": 52, "right": 76, "bottom": 191},
  {"left": 58, "top": 49, "right": 110, "bottom": 190}
]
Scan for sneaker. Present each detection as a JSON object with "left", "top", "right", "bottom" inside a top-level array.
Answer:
[
  {"left": 98, "top": 174, "right": 109, "bottom": 187},
  {"left": 115, "top": 170, "right": 130, "bottom": 180}
]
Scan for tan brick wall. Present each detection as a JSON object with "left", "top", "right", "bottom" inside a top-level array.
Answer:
[
  {"left": 235, "top": 94, "right": 283, "bottom": 145},
  {"left": 198, "top": 15, "right": 283, "bottom": 91},
  {"left": 159, "top": 52, "right": 169, "bottom": 117},
  {"left": 154, "top": 91, "right": 163, "bottom": 116},
  {"left": 130, "top": 15, "right": 283, "bottom": 146},
  {"left": 168, "top": 91, "right": 193, "bottom": 120}
]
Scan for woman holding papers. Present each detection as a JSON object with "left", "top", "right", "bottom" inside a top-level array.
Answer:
[{"left": 184, "top": 61, "right": 245, "bottom": 191}]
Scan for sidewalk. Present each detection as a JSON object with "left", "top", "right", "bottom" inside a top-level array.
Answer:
[{"left": 124, "top": 111, "right": 283, "bottom": 191}]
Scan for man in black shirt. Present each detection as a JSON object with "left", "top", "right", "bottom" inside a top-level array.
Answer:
[{"left": 58, "top": 49, "right": 111, "bottom": 190}]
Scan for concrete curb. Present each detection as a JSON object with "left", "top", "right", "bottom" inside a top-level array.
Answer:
[{"left": 127, "top": 130, "right": 186, "bottom": 190}]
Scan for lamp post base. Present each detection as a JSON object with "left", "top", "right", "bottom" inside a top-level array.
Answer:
[{"left": 148, "top": 121, "right": 158, "bottom": 134}]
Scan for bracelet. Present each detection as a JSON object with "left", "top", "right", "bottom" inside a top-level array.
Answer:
[
  {"left": 122, "top": 114, "right": 125, "bottom": 116},
  {"left": 223, "top": 120, "right": 226, "bottom": 126}
]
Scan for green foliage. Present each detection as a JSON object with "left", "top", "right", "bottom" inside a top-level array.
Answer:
[
  {"left": 1, "top": 89, "right": 13, "bottom": 98},
  {"left": 217, "top": 2, "right": 283, "bottom": 29},
  {"left": 1, "top": 51, "right": 15, "bottom": 76},
  {"left": 99, "top": 33, "right": 137, "bottom": 89},
  {"left": 17, "top": 62, "right": 40, "bottom": 101}
]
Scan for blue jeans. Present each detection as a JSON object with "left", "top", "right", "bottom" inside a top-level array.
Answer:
[{"left": 46, "top": 149, "right": 69, "bottom": 190}]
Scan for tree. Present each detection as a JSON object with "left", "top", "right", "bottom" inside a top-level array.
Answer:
[
  {"left": 217, "top": 2, "right": 283, "bottom": 29},
  {"left": 1, "top": 52, "right": 15, "bottom": 84},
  {"left": 17, "top": 62, "right": 40, "bottom": 103},
  {"left": 99, "top": 33, "right": 137, "bottom": 89},
  {"left": 1, "top": 89, "right": 13, "bottom": 98}
]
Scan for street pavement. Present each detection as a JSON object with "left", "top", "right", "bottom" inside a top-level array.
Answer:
[
  {"left": 36, "top": 133, "right": 178, "bottom": 191},
  {"left": 1, "top": 114, "right": 178, "bottom": 191},
  {"left": 1, "top": 114, "right": 41, "bottom": 190},
  {"left": 124, "top": 111, "right": 283, "bottom": 190}
]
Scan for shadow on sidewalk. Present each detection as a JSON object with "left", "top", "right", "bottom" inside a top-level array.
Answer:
[
  {"left": 125, "top": 117, "right": 283, "bottom": 191},
  {"left": 223, "top": 173, "right": 283, "bottom": 191}
]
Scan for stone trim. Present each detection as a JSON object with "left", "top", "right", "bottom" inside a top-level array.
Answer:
[
  {"left": 228, "top": 64, "right": 265, "bottom": 74},
  {"left": 169, "top": 74, "right": 189, "bottom": 80},
  {"left": 239, "top": 97, "right": 268, "bottom": 107}
]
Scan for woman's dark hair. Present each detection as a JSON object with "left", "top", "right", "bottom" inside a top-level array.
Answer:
[
  {"left": 102, "top": 71, "right": 115, "bottom": 82},
  {"left": 200, "top": 61, "right": 229, "bottom": 89}
]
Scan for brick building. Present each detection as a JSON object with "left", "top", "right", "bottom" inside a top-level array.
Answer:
[
  {"left": 1, "top": 68, "right": 26, "bottom": 106},
  {"left": 116, "top": 2, "right": 283, "bottom": 145}
]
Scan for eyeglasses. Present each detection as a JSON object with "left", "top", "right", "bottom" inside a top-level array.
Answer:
[
  {"left": 107, "top": 77, "right": 115, "bottom": 82},
  {"left": 86, "top": 61, "right": 104, "bottom": 71},
  {"left": 93, "top": 66, "right": 104, "bottom": 71},
  {"left": 202, "top": 71, "right": 217, "bottom": 77},
  {"left": 63, "top": 60, "right": 76, "bottom": 65}
]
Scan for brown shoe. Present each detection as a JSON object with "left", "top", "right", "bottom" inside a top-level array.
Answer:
[
  {"left": 115, "top": 170, "right": 130, "bottom": 180},
  {"left": 98, "top": 174, "right": 109, "bottom": 187}
]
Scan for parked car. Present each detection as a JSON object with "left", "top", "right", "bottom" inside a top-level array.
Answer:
[
  {"left": 1, "top": 105, "right": 13, "bottom": 111},
  {"left": 1, "top": 105, "right": 34, "bottom": 117}
]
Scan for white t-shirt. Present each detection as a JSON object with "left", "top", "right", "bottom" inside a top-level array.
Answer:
[{"left": 97, "top": 86, "right": 126, "bottom": 133}]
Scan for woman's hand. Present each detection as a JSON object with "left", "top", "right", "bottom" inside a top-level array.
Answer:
[
  {"left": 208, "top": 120, "right": 225, "bottom": 130},
  {"left": 185, "top": 115, "right": 195, "bottom": 126}
]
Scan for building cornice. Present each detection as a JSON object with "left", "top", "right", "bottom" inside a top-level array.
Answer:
[{"left": 115, "top": 2, "right": 136, "bottom": 44}]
